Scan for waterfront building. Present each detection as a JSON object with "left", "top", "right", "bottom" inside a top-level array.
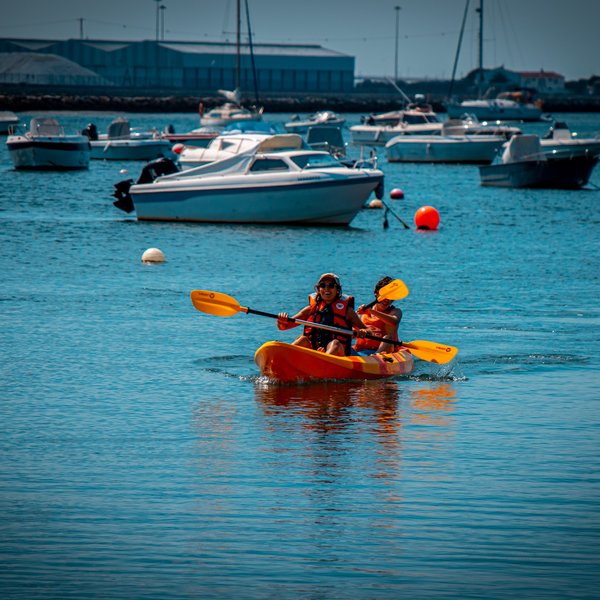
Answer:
[{"left": 0, "top": 38, "right": 354, "bottom": 95}]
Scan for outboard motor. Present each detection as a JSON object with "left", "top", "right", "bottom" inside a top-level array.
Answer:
[
  {"left": 135, "top": 157, "right": 179, "bottom": 184},
  {"left": 81, "top": 123, "right": 98, "bottom": 141},
  {"left": 112, "top": 178, "right": 135, "bottom": 213},
  {"left": 112, "top": 157, "right": 180, "bottom": 213}
]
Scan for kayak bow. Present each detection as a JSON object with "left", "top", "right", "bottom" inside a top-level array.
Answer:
[{"left": 254, "top": 341, "right": 414, "bottom": 383}]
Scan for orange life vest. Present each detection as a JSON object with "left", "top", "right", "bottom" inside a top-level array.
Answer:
[
  {"left": 304, "top": 293, "right": 354, "bottom": 353},
  {"left": 353, "top": 306, "right": 398, "bottom": 351}
]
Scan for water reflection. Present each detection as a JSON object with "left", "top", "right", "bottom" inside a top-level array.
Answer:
[
  {"left": 255, "top": 380, "right": 457, "bottom": 437},
  {"left": 254, "top": 380, "right": 459, "bottom": 515},
  {"left": 409, "top": 384, "right": 457, "bottom": 427}
]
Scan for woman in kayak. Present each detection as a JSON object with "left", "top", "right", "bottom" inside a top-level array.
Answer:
[
  {"left": 277, "top": 272, "right": 368, "bottom": 356},
  {"left": 354, "top": 276, "right": 403, "bottom": 355}
]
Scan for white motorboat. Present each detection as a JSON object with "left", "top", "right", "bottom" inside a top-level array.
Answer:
[
  {"left": 350, "top": 105, "right": 443, "bottom": 145},
  {"left": 85, "top": 118, "right": 174, "bottom": 161},
  {"left": 0, "top": 110, "right": 20, "bottom": 134},
  {"left": 386, "top": 121, "right": 506, "bottom": 164},
  {"left": 176, "top": 132, "right": 291, "bottom": 168},
  {"left": 175, "top": 122, "right": 280, "bottom": 167},
  {"left": 6, "top": 117, "right": 90, "bottom": 170},
  {"left": 444, "top": 116, "right": 522, "bottom": 139},
  {"left": 540, "top": 121, "right": 600, "bottom": 158},
  {"left": 284, "top": 111, "right": 345, "bottom": 134},
  {"left": 111, "top": 134, "right": 384, "bottom": 225},
  {"left": 447, "top": 96, "right": 543, "bottom": 122},
  {"left": 479, "top": 134, "right": 598, "bottom": 189},
  {"left": 199, "top": 101, "right": 263, "bottom": 128}
]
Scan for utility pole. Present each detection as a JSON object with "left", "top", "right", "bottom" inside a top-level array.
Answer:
[
  {"left": 78, "top": 18, "right": 84, "bottom": 40},
  {"left": 394, "top": 6, "right": 401, "bottom": 82},
  {"left": 476, "top": 0, "right": 484, "bottom": 97},
  {"left": 236, "top": 0, "right": 241, "bottom": 89},
  {"left": 154, "top": 0, "right": 160, "bottom": 41}
]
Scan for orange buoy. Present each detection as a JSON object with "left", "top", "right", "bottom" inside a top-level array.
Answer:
[
  {"left": 368, "top": 199, "right": 383, "bottom": 209},
  {"left": 414, "top": 206, "right": 440, "bottom": 230},
  {"left": 390, "top": 188, "right": 404, "bottom": 200}
]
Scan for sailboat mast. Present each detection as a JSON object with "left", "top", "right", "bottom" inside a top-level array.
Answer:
[
  {"left": 477, "top": 0, "right": 484, "bottom": 97},
  {"left": 236, "top": 0, "right": 241, "bottom": 89},
  {"left": 448, "top": 0, "right": 470, "bottom": 99}
]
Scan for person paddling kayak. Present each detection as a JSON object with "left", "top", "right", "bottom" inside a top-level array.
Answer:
[
  {"left": 277, "top": 273, "right": 368, "bottom": 356},
  {"left": 354, "top": 276, "right": 403, "bottom": 355}
]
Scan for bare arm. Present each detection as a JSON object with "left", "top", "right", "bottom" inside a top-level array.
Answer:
[
  {"left": 365, "top": 306, "right": 402, "bottom": 327},
  {"left": 346, "top": 307, "right": 370, "bottom": 336},
  {"left": 277, "top": 305, "right": 312, "bottom": 330}
]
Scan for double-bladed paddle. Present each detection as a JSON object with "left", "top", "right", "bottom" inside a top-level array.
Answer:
[{"left": 190, "top": 289, "right": 458, "bottom": 364}]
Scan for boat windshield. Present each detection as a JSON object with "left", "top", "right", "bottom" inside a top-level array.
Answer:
[
  {"left": 403, "top": 113, "right": 440, "bottom": 124},
  {"left": 290, "top": 153, "right": 341, "bottom": 169}
]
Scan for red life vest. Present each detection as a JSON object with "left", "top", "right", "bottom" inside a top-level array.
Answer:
[
  {"left": 303, "top": 293, "right": 354, "bottom": 353},
  {"left": 353, "top": 305, "right": 399, "bottom": 351}
]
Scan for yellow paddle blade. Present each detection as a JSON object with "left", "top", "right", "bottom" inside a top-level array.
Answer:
[
  {"left": 378, "top": 278, "right": 409, "bottom": 301},
  {"left": 402, "top": 340, "right": 458, "bottom": 364},
  {"left": 190, "top": 290, "right": 247, "bottom": 317}
]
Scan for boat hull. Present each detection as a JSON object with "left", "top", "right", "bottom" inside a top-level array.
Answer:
[
  {"left": 90, "top": 139, "right": 174, "bottom": 160},
  {"left": 254, "top": 341, "right": 414, "bottom": 383},
  {"left": 386, "top": 135, "right": 504, "bottom": 164},
  {"left": 7, "top": 138, "right": 90, "bottom": 169},
  {"left": 129, "top": 171, "right": 384, "bottom": 225},
  {"left": 479, "top": 153, "right": 598, "bottom": 188}
]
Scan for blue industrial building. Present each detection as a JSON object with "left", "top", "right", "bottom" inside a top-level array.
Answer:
[{"left": 0, "top": 38, "right": 355, "bottom": 94}]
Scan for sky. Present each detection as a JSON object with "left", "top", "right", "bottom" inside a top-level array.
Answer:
[{"left": 2, "top": 0, "right": 599, "bottom": 81}]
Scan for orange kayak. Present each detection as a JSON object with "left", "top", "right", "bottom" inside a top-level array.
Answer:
[{"left": 254, "top": 341, "right": 414, "bottom": 383}]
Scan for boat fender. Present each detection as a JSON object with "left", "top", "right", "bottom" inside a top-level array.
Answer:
[
  {"left": 135, "top": 157, "right": 179, "bottom": 184},
  {"left": 112, "top": 179, "right": 135, "bottom": 213}
]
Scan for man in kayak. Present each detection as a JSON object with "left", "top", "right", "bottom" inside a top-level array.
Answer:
[
  {"left": 354, "top": 276, "right": 403, "bottom": 355},
  {"left": 277, "top": 273, "right": 368, "bottom": 356}
]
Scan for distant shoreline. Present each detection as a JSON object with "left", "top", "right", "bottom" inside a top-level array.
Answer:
[{"left": 2, "top": 92, "right": 600, "bottom": 114}]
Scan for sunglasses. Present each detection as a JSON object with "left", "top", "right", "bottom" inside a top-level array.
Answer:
[{"left": 318, "top": 282, "right": 337, "bottom": 289}]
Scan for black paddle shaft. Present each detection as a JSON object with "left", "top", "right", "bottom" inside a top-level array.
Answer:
[{"left": 246, "top": 307, "right": 399, "bottom": 345}]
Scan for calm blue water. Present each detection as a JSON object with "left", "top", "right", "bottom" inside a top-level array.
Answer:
[{"left": 1, "top": 110, "right": 599, "bottom": 599}]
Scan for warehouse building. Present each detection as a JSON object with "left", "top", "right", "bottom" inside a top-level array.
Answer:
[{"left": 0, "top": 38, "right": 355, "bottom": 94}]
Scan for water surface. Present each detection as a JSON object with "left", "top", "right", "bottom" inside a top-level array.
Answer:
[{"left": 1, "top": 111, "right": 599, "bottom": 598}]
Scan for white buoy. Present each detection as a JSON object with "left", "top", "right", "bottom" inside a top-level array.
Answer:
[
  {"left": 368, "top": 199, "right": 383, "bottom": 209},
  {"left": 119, "top": 169, "right": 128, "bottom": 174},
  {"left": 141, "top": 247, "right": 165, "bottom": 263}
]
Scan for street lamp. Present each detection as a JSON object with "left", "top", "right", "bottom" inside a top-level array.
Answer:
[
  {"left": 394, "top": 6, "right": 401, "bottom": 82},
  {"left": 160, "top": 5, "right": 166, "bottom": 40}
]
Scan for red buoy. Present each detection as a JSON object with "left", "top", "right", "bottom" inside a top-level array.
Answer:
[
  {"left": 390, "top": 188, "right": 404, "bottom": 200},
  {"left": 414, "top": 205, "right": 440, "bottom": 230},
  {"left": 172, "top": 143, "right": 185, "bottom": 155}
]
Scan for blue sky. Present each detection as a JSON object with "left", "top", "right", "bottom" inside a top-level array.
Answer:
[{"left": 2, "top": 0, "right": 599, "bottom": 81}]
